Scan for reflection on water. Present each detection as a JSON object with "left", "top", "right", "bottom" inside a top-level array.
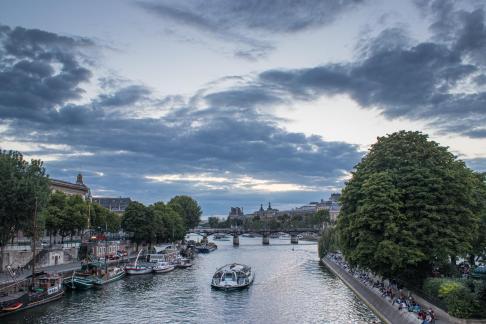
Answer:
[{"left": 4, "top": 237, "right": 380, "bottom": 323}]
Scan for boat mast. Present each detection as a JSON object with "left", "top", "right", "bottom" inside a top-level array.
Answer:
[
  {"left": 134, "top": 249, "right": 142, "bottom": 267},
  {"left": 31, "top": 197, "right": 37, "bottom": 289}
]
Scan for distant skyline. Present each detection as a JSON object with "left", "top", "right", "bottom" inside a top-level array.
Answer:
[{"left": 1, "top": 0, "right": 486, "bottom": 216}]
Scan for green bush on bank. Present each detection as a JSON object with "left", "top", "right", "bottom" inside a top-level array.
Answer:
[
  {"left": 318, "top": 226, "right": 338, "bottom": 258},
  {"left": 423, "top": 278, "right": 481, "bottom": 318}
]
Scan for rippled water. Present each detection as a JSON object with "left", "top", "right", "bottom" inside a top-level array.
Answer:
[{"left": 4, "top": 237, "right": 380, "bottom": 323}]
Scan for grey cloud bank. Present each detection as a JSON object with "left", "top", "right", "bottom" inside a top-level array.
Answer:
[{"left": 1, "top": 0, "right": 486, "bottom": 215}]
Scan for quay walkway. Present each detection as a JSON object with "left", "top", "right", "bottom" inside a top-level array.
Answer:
[
  {"left": 322, "top": 255, "right": 486, "bottom": 324},
  {"left": 322, "top": 257, "right": 424, "bottom": 324},
  {"left": 0, "top": 255, "right": 136, "bottom": 286}
]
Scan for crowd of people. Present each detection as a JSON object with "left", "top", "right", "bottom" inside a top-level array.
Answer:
[{"left": 326, "top": 253, "right": 437, "bottom": 324}]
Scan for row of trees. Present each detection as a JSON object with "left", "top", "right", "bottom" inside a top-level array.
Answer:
[
  {"left": 41, "top": 192, "right": 121, "bottom": 244},
  {"left": 121, "top": 196, "right": 202, "bottom": 249},
  {"left": 0, "top": 149, "right": 203, "bottom": 269},
  {"left": 208, "top": 209, "right": 331, "bottom": 230},
  {"left": 331, "top": 131, "right": 486, "bottom": 284}
]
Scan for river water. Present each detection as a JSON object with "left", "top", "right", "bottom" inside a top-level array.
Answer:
[{"left": 4, "top": 236, "right": 380, "bottom": 323}]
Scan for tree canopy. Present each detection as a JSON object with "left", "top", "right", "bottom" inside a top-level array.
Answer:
[
  {"left": 168, "top": 195, "right": 202, "bottom": 229},
  {"left": 0, "top": 150, "right": 50, "bottom": 268},
  {"left": 121, "top": 200, "right": 187, "bottom": 248},
  {"left": 121, "top": 201, "right": 154, "bottom": 248},
  {"left": 337, "top": 131, "right": 484, "bottom": 281}
]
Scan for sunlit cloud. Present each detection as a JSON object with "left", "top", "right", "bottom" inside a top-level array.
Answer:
[{"left": 145, "top": 173, "right": 319, "bottom": 193}]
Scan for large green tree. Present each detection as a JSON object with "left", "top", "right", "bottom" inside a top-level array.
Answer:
[
  {"left": 0, "top": 150, "right": 50, "bottom": 268},
  {"left": 168, "top": 195, "right": 202, "bottom": 230},
  {"left": 91, "top": 203, "right": 121, "bottom": 233},
  {"left": 151, "top": 202, "right": 185, "bottom": 243},
  {"left": 57, "top": 195, "right": 89, "bottom": 243},
  {"left": 121, "top": 201, "right": 155, "bottom": 249},
  {"left": 337, "top": 131, "right": 482, "bottom": 281}
]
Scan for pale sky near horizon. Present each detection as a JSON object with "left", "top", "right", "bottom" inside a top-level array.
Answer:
[{"left": 1, "top": 0, "right": 485, "bottom": 216}]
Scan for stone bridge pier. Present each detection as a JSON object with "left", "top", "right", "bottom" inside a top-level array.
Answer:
[
  {"left": 262, "top": 233, "right": 270, "bottom": 245},
  {"left": 233, "top": 234, "right": 239, "bottom": 246},
  {"left": 290, "top": 234, "right": 299, "bottom": 244}
]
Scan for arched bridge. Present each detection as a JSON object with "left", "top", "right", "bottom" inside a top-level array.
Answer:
[{"left": 189, "top": 228, "right": 321, "bottom": 246}]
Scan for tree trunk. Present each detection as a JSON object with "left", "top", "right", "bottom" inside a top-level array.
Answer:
[
  {"left": 469, "top": 254, "right": 476, "bottom": 267},
  {"left": 451, "top": 255, "right": 457, "bottom": 266}
]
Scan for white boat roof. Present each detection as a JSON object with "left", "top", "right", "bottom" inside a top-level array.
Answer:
[{"left": 217, "top": 263, "right": 250, "bottom": 272}]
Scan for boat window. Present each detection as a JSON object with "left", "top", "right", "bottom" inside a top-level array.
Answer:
[{"left": 224, "top": 272, "right": 234, "bottom": 280}]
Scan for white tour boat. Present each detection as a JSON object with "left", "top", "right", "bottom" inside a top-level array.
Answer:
[{"left": 211, "top": 263, "right": 254, "bottom": 290}]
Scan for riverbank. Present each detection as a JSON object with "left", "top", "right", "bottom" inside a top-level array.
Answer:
[
  {"left": 322, "top": 254, "right": 486, "bottom": 324},
  {"left": 321, "top": 256, "right": 421, "bottom": 324},
  {"left": 0, "top": 255, "right": 136, "bottom": 287}
]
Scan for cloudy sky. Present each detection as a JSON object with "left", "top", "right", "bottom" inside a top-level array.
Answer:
[{"left": 1, "top": 0, "right": 486, "bottom": 217}]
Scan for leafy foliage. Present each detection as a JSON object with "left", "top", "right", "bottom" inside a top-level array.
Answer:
[
  {"left": 91, "top": 203, "right": 121, "bottom": 233},
  {"left": 121, "top": 201, "right": 154, "bottom": 247},
  {"left": 122, "top": 199, "right": 188, "bottom": 247},
  {"left": 168, "top": 195, "right": 202, "bottom": 230},
  {"left": 423, "top": 278, "right": 479, "bottom": 318},
  {"left": 337, "top": 131, "right": 483, "bottom": 281},
  {"left": 318, "top": 226, "right": 338, "bottom": 258},
  {"left": 151, "top": 202, "right": 185, "bottom": 242},
  {"left": 0, "top": 150, "right": 50, "bottom": 267}
]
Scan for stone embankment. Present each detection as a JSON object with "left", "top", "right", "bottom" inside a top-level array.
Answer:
[
  {"left": 322, "top": 257, "right": 416, "bottom": 324},
  {"left": 322, "top": 256, "right": 486, "bottom": 324}
]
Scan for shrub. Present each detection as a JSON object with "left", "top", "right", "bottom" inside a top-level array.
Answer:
[
  {"left": 422, "top": 278, "right": 479, "bottom": 318},
  {"left": 443, "top": 285, "right": 478, "bottom": 318},
  {"left": 423, "top": 278, "right": 446, "bottom": 297}
]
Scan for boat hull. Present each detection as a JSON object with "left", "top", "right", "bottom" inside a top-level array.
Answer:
[
  {"left": 211, "top": 280, "right": 254, "bottom": 290},
  {"left": 211, "top": 274, "right": 255, "bottom": 290},
  {"left": 92, "top": 271, "right": 126, "bottom": 286},
  {"left": 196, "top": 247, "right": 217, "bottom": 253},
  {"left": 153, "top": 266, "right": 175, "bottom": 273},
  {"left": 125, "top": 267, "right": 152, "bottom": 275},
  {"left": 63, "top": 276, "right": 95, "bottom": 290},
  {"left": 0, "top": 290, "right": 64, "bottom": 318}
]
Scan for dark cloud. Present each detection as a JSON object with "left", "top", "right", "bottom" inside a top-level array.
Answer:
[
  {"left": 6, "top": 107, "right": 362, "bottom": 214},
  {"left": 257, "top": 3, "right": 486, "bottom": 138},
  {"left": 0, "top": 23, "right": 363, "bottom": 215},
  {"left": 204, "top": 87, "right": 284, "bottom": 108},
  {"left": 138, "top": 0, "right": 364, "bottom": 33},
  {"left": 0, "top": 24, "right": 93, "bottom": 123},
  {"left": 97, "top": 85, "right": 151, "bottom": 107},
  {"left": 137, "top": 0, "right": 365, "bottom": 59}
]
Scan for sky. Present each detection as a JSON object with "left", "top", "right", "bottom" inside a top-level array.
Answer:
[{"left": 1, "top": 0, "right": 486, "bottom": 217}]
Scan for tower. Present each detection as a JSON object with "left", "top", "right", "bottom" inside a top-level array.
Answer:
[{"left": 76, "top": 173, "right": 84, "bottom": 185}]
